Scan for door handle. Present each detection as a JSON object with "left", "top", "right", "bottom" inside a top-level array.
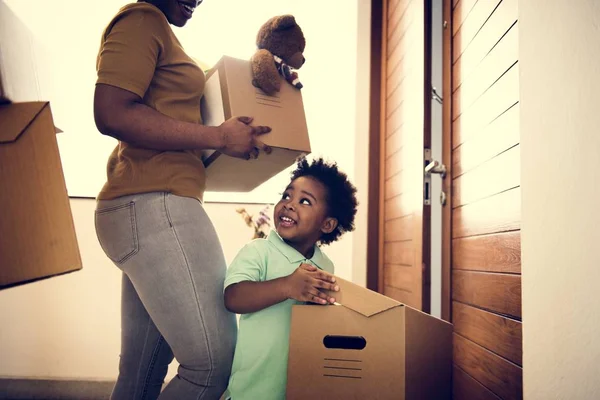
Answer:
[{"left": 424, "top": 160, "right": 447, "bottom": 179}]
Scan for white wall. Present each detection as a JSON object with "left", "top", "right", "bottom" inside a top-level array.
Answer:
[
  {"left": 0, "top": 0, "right": 371, "bottom": 381},
  {"left": 520, "top": 1, "right": 600, "bottom": 399}
]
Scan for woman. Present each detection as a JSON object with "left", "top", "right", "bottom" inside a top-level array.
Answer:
[{"left": 93, "top": 1, "right": 268, "bottom": 399}]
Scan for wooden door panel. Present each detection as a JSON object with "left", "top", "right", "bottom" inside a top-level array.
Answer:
[
  {"left": 446, "top": 0, "right": 523, "bottom": 398},
  {"left": 379, "top": 0, "right": 429, "bottom": 311},
  {"left": 452, "top": 103, "right": 519, "bottom": 178},
  {"left": 453, "top": 270, "right": 521, "bottom": 318},
  {"left": 454, "top": 334, "right": 523, "bottom": 400},
  {"left": 453, "top": 302, "right": 522, "bottom": 366},
  {"left": 452, "top": 187, "right": 521, "bottom": 238},
  {"left": 385, "top": 194, "right": 413, "bottom": 220},
  {"left": 384, "top": 147, "right": 403, "bottom": 180},
  {"left": 384, "top": 215, "right": 414, "bottom": 242},
  {"left": 387, "top": 0, "right": 412, "bottom": 41},
  {"left": 388, "top": 16, "right": 416, "bottom": 61},
  {"left": 452, "top": 63, "right": 519, "bottom": 148},
  {"left": 452, "top": 144, "right": 520, "bottom": 207},
  {"left": 453, "top": 0, "right": 518, "bottom": 89},
  {"left": 383, "top": 284, "right": 420, "bottom": 307},
  {"left": 384, "top": 240, "right": 415, "bottom": 266},
  {"left": 452, "top": 0, "right": 477, "bottom": 37},
  {"left": 387, "top": 46, "right": 419, "bottom": 93},
  {"left": 384, "top": 264, "right": 417, "bottom": 289},
  {"left": 452, "top": 24, "right": 519, "bottom": 119},
  {"left": 452, "top": 0, "right": 503, "bottom": 63},
  {"left": 454, "top": 366, "right": 502, "bottom": 400},
  {"left": 453, "top": 231, "right": 521, "bottom": 274}
]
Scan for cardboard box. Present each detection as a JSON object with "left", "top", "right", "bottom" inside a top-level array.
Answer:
[
  {"left": 0, "top": 102, "right": 82, "bottom": 288},
  {"left": 287, "top": 279, "right": 452, "bottom": 400},
  {"left": 200, "top": 56, "right": 311, "bottom": 192}
]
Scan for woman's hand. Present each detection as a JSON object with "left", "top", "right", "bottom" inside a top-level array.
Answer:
[
  {"left": 283, "top": 264, "right": 339, "bottom": 305},
  {"left": 218, "top": 116, "right": 272, "bottom": 160}
]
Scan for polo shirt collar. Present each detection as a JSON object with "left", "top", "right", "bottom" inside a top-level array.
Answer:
[{"left": 268, "top": 230, "right": 327, "bottom": 269}]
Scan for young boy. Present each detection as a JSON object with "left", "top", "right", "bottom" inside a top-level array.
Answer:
[{"left": 223, "top": 157, "right": 358, "bottom": 400}]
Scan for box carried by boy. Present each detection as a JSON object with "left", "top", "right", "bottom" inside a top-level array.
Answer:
[{"left": 286, "top": 278, "right": 453, "bottom": 400}]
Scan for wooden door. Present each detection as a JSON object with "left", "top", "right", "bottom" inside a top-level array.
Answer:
[
  {"left": 444, "top": 0, "right": 523, "bottom": 398},
  {"left": 368, "top": 0, "right": 432, "bottom": 312}
]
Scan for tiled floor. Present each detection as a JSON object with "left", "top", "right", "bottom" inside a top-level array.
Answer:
[{"left": 0, "top": 378, "right": 114, "bottom": 400}]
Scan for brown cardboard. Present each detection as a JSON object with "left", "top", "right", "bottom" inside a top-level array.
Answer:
[
  {"left": 287, "top": 278, "right": 452, "bottom": 400},
  {"left": 0, "top": 102, "right": 82, "bottom": 288},
  {"left": 200, "top": 55, "right": 311, "bottom": 192}
]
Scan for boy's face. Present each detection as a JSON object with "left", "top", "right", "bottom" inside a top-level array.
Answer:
[{"left": 274, "top": 176, "right": 337, "bottom": 252}]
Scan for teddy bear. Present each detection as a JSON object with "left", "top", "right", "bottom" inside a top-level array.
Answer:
[{"left": 250, "top": 15, "right": 306, "bottom": 96}]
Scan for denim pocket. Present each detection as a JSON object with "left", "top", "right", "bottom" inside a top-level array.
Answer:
[{"left": 95, "top": 202, "right": 139, "bottom": 264}]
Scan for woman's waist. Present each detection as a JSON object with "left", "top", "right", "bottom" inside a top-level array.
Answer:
[{"left": 98, "top": 146, "right": 206, "bottom": 201}]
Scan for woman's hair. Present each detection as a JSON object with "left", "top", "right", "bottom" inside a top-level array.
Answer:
[{"left": 290, "top": 157, "right": 358, "bottom": 245}]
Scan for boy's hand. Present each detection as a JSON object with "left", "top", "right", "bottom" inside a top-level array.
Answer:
[{"left": 283, "top": 263, "right": 339, "bottom": 305}]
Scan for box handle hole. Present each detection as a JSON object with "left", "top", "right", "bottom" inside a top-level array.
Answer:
[{"left": 323, "top": 335, "right": 367, "bottom": 350}]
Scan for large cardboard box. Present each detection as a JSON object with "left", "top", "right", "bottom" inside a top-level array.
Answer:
[
  {"left": 200, "top": 56, "right": 311, "bottom": 192},
  {"left": 0, "top": 102, "right": 82, "bottom": 288},
  {"left": 287, "top": 279, "right": 452, "bottom": 400}
]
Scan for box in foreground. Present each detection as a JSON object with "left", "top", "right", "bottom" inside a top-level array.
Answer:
[{"left": 287, "top": 278, "right": 452, "bottom": 400}]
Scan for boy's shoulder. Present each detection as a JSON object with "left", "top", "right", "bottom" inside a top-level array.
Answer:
[
  {"left": 245, "top": 236, "right": 271, "bottom": 249},
  {"left": 237, "top": 237, "right": 274, "bottom": 258}
]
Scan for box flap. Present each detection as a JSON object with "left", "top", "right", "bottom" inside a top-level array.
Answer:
[
  {"left": 327, "top": 277, "right": 402, "bottom": 317},
  {"left": 0, "top": 102, "right": 48, "bottom": 143}
]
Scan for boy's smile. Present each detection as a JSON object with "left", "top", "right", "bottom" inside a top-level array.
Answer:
[
  {"left": 279, "top": 215, "right": 296, "bottom": 228},
  {"left": 274, "top": 176, "right": 337, "bottom": 258}
]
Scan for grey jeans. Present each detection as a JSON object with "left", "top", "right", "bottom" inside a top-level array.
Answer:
[{"left": 95, "top": 192, "right": 237, "bottom": 400}]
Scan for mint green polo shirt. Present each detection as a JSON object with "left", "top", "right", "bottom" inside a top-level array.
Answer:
[{"left": 224, "top": 230, "right": 335, "bottom": 400}]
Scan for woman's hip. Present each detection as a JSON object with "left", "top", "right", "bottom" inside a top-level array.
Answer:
[{"left": 94, "top": 192, "right": 225, "bottom": 273}]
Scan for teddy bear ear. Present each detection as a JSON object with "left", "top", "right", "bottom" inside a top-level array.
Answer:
[{"left": 272, "top": 15, "right": 297, "bottom": 30}]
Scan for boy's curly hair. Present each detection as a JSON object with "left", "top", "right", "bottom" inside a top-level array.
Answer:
[{"left": 290, "top": 157, "right": 358, "bottom": 245}]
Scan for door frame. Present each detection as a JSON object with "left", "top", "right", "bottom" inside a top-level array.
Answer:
[
  {"left": 441, "top": 0, "right": 452, "bottom": 323},
  {"left": 366, "top": 0, "right": 384, "bottom": 292}
]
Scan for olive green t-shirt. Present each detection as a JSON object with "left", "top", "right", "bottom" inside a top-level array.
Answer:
[
  {"left": 96, "top": 2, "right": 207, "bottom": 201},
  {"left": 224, "top": 231, "right": 335, "bottom": 400}
]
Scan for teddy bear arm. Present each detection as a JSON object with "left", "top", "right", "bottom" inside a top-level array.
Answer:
[{"left": 251, "top": 49, "right": 281, "bottom": 95}]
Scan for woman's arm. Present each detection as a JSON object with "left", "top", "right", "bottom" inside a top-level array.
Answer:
[
  {"left": 94, "top": 84, "right": 271, "bottom": 158},
  {"left": 94, "top": 83, "right": 223, "bottom": 151}
]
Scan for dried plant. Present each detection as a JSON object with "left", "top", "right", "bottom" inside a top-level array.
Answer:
[{"left": 236, "top": 205, "right": 271, "bottom": 239}]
